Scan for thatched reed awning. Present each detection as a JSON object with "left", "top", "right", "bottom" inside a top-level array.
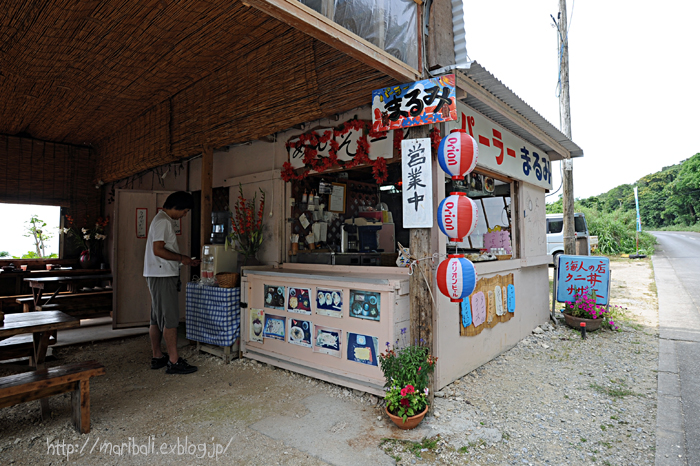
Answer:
[{"left": 0, "top": 1, "right": 415, "bottom": 183}]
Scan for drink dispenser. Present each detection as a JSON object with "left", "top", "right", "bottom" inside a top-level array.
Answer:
[
  {"left": 201, "top": 245, "right": 215, "bottom": 285},
  {"left": 210, "top": 211, "right": 231, "bottom": 245}
]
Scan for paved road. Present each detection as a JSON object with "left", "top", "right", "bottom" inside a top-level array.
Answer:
[{"left": 651, "top": 231, "right": 700, "bottom": 466}]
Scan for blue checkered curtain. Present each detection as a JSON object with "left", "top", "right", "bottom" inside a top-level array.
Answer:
[{"left": 186, "top": 283, "right": 240, "bottom": 346}]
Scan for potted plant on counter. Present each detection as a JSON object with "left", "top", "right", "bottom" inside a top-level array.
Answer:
[
  {"left": 61, "top": 215, "right": 109, "bottom": 269},
  {"left": 562, "top": 289, "right": 620, "bottom": 331},
  {"left": 379, "top": 337, "right": 437, "bottom": 429},
  {"left": 227, "top": 184, "right": 265, "bottom": 268}
]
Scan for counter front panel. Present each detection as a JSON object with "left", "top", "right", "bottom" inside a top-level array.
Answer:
[{"left": 241, "top": 267, "right": 410, "bottom": 395}]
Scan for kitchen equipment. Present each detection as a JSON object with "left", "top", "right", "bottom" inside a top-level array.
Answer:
[
  {"left": 378, "top": 224, "right": 395, "bottom": 252},
  {"left": 202, "top": 244, "right": 238, "bottom": 276},
  {"left": 342, "top": 224, "right": 359, "bottom": 252},
  {"left": 210, "top": 211, "right": 231, "bottom": 244},
  {"left": 357, "top": 225, "right": 381, "bottom": 252}
]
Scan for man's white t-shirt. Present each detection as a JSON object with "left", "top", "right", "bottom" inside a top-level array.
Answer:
[{"left": 143, "top": 210, "right": 181, "bottom": 277}]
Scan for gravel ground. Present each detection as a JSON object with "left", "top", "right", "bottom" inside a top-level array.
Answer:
[
  {"left": 0, "top": 259, "right": 658, "bottom": 465},
  {"left": 384, "top": 259, "right": 659, "bottom": 466}
]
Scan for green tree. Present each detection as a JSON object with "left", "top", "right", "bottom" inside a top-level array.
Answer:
[
  {"left": 23, "top": 215, "right": 53, "bottom": 258},
  {"left": 663, "top": 153, "right": 700, "bottom": 226},
  {"left": 0, "top": 251, "right": 9, "bottom": 257},
  {"left": 546, "top": 195, "right": 563, "bottom": 213}
]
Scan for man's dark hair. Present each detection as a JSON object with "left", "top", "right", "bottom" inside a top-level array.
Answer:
[{"left": 163, "top": 191, "right": 195, "bottom": 210}]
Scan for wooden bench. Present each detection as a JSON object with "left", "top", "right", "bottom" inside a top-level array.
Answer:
[
  {"left": 0, "top": 333, "right": 57, "bottom": 363},
  {"left": 16, "top": 290, "right": 112, "bottom": 317},
  {"left": 1, "top": 293, "right": 68, "bottom": 314},
  {"left": 0, "top": 360, "right": 105, "bottom": 433}
]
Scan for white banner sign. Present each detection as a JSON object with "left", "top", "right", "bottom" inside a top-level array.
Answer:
[
  {"left": 402, "top": 138, "right": 433, "bottom": 228},
  {"left": 289, "top": 126, "right": 395, "bottom": 169},
  {"left": 447, "top": 101, "right": 552, "bottom": 190}
]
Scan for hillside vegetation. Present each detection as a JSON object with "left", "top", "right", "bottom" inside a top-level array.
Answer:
[{"left": 546, "top": 152, "right": 700, "bottom": 255}]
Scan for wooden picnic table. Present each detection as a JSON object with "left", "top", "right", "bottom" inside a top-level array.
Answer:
[
  {"left": 0, "top": 311, "right": 80, "bottom": 417},
  {"left": 0, "top": 268, "right": 110, "bottom": 296},
  {"left": 24, "top": 273, "right": 113, "bottom": 307}
]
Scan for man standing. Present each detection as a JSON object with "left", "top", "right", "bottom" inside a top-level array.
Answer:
[{"left": 144, "top": 191, "right": 201, "bottom": 374}]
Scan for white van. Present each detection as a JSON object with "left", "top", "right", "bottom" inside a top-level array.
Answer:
[{"left": 546, "top": 213, "right": 590, "bottom": 263}]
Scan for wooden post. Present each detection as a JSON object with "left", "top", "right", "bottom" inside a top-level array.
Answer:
[
  {"left": 558, "top": 0, "right": 576, "bottom": 255},
  {"left": 407, "top": 125, "right": 434, "bottom": 407},
  {"left": 427, "top": 0, "right": 455, "bottom": 69},
  {"left": 201, "top": 145, "right": 214, "bottom": 251}
]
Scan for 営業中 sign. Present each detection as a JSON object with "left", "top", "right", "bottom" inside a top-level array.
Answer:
[{"left": 401, "top": 138, "right": 433, "bottom": 228}]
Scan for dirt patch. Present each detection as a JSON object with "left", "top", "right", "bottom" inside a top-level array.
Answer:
[{"left": 0, "top": 259, "right": 660, "bottom": 465}]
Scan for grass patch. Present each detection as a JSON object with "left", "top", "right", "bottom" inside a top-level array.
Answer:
[
  {"left": 380, "top": 436, "right": 440, "bottom": 459},
  {"left": 590, "top": 382, "right": 638, "bottom": 399},
  {"left": 648, "top": 275, "right": 657, "bottom": 295}
]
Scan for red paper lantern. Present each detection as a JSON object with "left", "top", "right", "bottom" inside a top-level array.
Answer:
[
  {"left": 437, "top": 192, "right": 478, "bottom": 242},
  {"left": 437, "top": 129, "right": 478, "bottom": 180},
  {"left": 437, "top": 255, "right": 477, "bottom": 303}
]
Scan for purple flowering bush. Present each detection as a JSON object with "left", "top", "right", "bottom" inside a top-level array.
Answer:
[{"left": 564, "top": 289, "right": 621, "bottom": 330}]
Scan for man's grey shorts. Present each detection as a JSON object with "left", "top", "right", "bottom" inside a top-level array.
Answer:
[{"left": 146, "top": 276, "right": 180, "bottom": 330}]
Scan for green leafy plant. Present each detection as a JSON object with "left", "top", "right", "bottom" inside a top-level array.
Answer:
[
  {"left": 227, "top": 184, "right": 265, "bottom": 264},
  {"left": 24, "top": 215, "right": 53, "bottom": 258},
  {"left": 379, "top": 333, "right": 436, "bottom": 422}
]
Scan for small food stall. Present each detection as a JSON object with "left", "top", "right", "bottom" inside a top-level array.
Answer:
[{"left": 184, "top": 68, "right": 580, "bottom": 394}]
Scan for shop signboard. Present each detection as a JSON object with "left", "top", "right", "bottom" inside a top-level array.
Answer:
[
  {"left": 555, "top": 255, "right": 610, "bottom": 305},
  {"left": 287, "top": 125, "right": 393, "bottom": 169},
  {"left": 401, "top": 138, "right": 433, "bottom": 228},
  {"left": 288, "top": 129, "right": 333, "bottom": 169},
  {"left": 372, "top": 75, "right": 457, "bottom": 131},
  {"left": 447, "top": 102, "right": 553, "bottom": 190}
]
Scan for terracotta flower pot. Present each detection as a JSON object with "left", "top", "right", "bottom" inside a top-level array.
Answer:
[
  {"left": 385, "top": 405, "right": 428, "bottom": 430},
  {"left": 563, "top": 313, "right": 603, "bottom": 331}
]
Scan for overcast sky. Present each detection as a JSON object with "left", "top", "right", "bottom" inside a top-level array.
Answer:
[
  {"left": 463, "top": 0, "right": 700, "bottom": 200},
  {"left": 0, "top": 204, "right": 60, "bottom": 258}
]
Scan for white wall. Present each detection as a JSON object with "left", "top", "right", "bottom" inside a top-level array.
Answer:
[{"left": 434, "top": 181, "right": 550, "bottom": 388}]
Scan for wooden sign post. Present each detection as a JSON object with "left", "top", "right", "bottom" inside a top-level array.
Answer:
[
  {"left": 201, "top": 145, "right": 213, "bottom": 251},
  {"left": 407, "top": 124, "right": 435, "bottom": 406}
]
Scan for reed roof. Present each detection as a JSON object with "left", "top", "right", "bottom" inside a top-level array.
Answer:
[{"left": 0, "top": 1, "right": 398, "bottom": 182}]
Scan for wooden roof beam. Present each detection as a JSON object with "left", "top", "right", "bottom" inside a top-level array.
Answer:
[
  {"left": 244, "top": 0, "right": 420, "bottom": 83},
  {"left": 455, "top": 71, "right": 571, "bottom": 160}
]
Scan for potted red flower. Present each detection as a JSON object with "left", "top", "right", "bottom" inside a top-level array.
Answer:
[
  {"left": 379, "top": 335, "right": 437, "bottom": 429},
  {"left": 227, "top": 184, "right": 265, "bottom": 267}
]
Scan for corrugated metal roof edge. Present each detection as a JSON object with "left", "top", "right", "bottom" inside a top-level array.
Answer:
[{"left": 452, "top": 61, "right": 583, "bottom": 159}]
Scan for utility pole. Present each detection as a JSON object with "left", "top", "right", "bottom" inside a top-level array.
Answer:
[{"left": 558, "top": 0, "right": 576, "bottom": 255}]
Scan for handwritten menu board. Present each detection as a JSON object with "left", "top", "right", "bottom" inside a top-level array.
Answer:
[
  {"left": 136, "top": 208, "right": 148, "bottom": 238},
  {"left": 330, "top": 183, "right": 346, "bottom": 213}
]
